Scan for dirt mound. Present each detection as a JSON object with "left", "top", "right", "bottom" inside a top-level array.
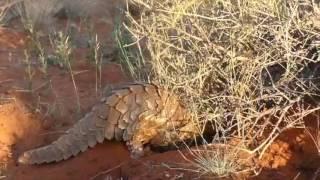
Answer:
[
  {"left": 0, "top": 100, "right": 42, "bottom": 178},
  {"left": 256, "top": 128, "right": 320, "bottom": 180},
  {"left": 0, "top": 101, "right": 41, "bottom": 147}
]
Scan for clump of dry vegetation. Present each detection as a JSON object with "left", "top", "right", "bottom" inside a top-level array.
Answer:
[
  {"left": 0, "top": 0, "right": 103, "bottom": 30},
  {"left": 0, "top": 0, "right": 107, "bottom": 109},
  {"left": 117, "top": 0, "right": 320, "bottom": 177}
]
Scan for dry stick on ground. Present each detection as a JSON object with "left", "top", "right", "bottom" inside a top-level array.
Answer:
[
  {"left": 89, "top": 162, "right": 125, "bottom": 180},
  {"left": 312, "top": 167, "right": 320, "bottom": 180},
  {"left": 0, "top": 79, "right": 13, "bottom": 84}
]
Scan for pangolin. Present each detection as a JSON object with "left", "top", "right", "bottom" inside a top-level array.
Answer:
[{"left": 18, "top": 82, "right": 198, "bottom": 165}]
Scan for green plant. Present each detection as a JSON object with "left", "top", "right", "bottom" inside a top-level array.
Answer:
[
  {"left": 86, "top": 32, "right": 103, "bottom": 96},
  {"left": 49, "top": 31, "right": 72, "bottom": 68},
  {"left": 51, "top": 31, "right": 81, "bottom": 113},
  {"left": 114, "top": 15, "right": 147, "bottom": 80},
  {"left": 23, "top": 49, "right": 35, "bottom": 91}
]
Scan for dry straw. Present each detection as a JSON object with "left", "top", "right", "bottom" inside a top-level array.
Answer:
[{"left": 117, "top": 0, "right": 320, "bottom": 177}]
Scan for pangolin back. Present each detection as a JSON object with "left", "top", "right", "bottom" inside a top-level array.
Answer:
[{"left": 18, "top": 82, "right": 196, "bottom": 165}]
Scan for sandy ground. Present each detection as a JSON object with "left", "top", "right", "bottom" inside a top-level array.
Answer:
[{"left": 0, "top": 1, "right": 319, "bottom": 180}]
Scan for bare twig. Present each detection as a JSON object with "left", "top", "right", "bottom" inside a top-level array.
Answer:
[{"left": 89, "top": 162, "right": 125, "bottom": 180}]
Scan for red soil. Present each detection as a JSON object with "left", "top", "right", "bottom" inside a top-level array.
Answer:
[
  {"left": 0, "top": 1, "right": 319, "bottom": 180},
  {"left": 254, "top": 128, "right": 320, "bottom": 180}
]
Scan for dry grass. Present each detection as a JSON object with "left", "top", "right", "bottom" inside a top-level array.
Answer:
[
  {"left": 19, "top": 0, "right": 62, "bottom": 28},
  {"left": 0, "top": 145, "right": 10, "bottom": 180},
  {"left": 0, "top": 1, "right": 11, "bottom": 26},
  {"left": 2, "top": 1, "right": 91, "bottom": 114},
  {"left": 190, "top": 144, "right": 249, "bottom": 178},
  {"left": 304, "top": 115, "right": 320, "bottom": 180},
  {"left": 0, "top": 160, "right": 7, "bottom": 179},
  {"left": 1, "top": 0, "right": 101, "bottom": 29},
  {"left": 117, "top": 0, "right": 320, "bottom": 177}
]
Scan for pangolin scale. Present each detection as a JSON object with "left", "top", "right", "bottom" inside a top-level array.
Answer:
[{"left": 18, "top": 82, "right": 197, "bottom": 165}]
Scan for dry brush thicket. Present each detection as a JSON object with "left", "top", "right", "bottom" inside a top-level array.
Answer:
[{"left": 117, "top": 0, "right": 320, "bottom": 176}]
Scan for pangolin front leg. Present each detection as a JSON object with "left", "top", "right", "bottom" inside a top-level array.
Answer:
[{"left": 126, "top": 111, "right": 167, "bottom": 158}]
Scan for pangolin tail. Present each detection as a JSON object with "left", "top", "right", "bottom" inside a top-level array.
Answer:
[{"left": 18, "top": 105, "right": 107, "bottom": 165}]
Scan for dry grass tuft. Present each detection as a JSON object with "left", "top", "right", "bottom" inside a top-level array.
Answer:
[
  {"left": 0, "top": 0, "right": 62, "bottom": 29},
  {"left": 191, "top": 145, "right": 249, "bottom": 177},
  {"left": 305, "top": 118, "right": 320, "bottom": 155},
  {"left": 19, "top": 0, "right": 62, "bottom": 27},
  {"left": 1, "top": 0, "right": 101, "bottom": 29},
  {"left": 117, "top": 0, "right": 320, "bottom": 177}
]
